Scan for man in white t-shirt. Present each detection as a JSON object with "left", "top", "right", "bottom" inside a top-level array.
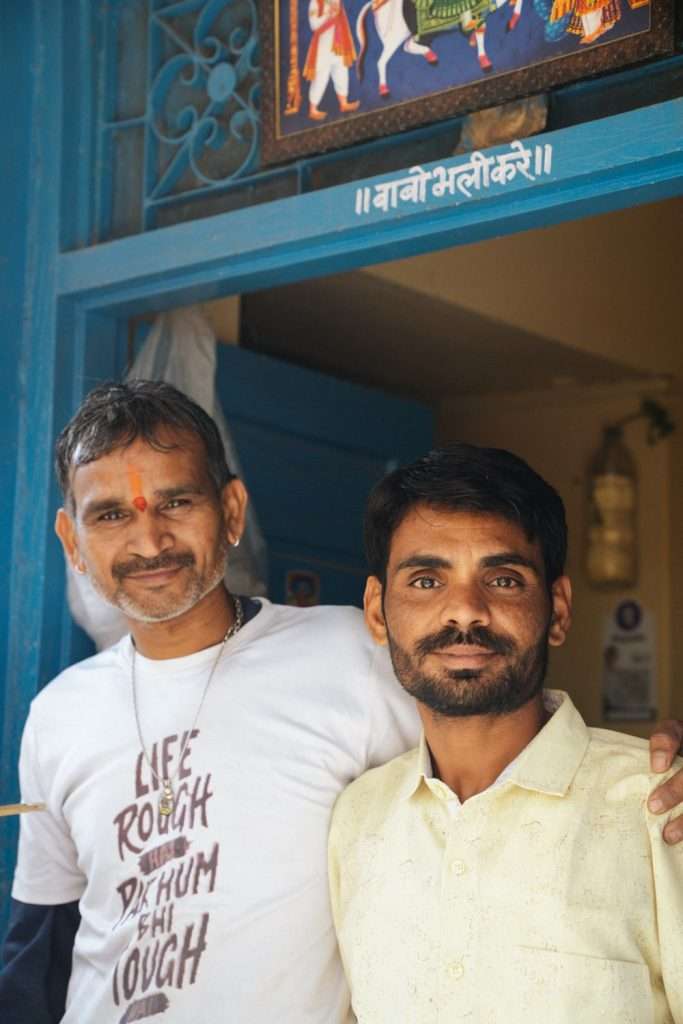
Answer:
[{"left": 2, "top": 380, "right": 683, "bottom": 1024}]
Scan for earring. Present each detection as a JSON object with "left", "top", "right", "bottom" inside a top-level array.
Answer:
[{"left": 232, "top": 537, "right": 241, "bottom": 549}]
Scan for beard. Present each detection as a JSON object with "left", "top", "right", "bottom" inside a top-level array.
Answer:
[
  {"left": 386, "top": 621, "right": 550, "bottom": 718},
  {"left": 89, "top": 536, "right": 230, "bottom": 624}
]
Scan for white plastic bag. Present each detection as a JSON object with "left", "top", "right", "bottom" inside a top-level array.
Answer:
[{"left": 66, "top": 307, "right": 268, "bottom": 650}]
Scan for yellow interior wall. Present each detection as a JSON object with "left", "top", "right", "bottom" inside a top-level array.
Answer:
[
  {"left": 367, "top": 197, "right": 683, "bottom": 380},
  {"left": 438, "top": 386, "right": 673, "bottom": 735}
]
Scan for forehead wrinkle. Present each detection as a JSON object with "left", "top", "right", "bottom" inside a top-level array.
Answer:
[
  {"left": 390, "top": 509, "right": 543, "bottom": 573},
  {"left": 66, "top": 429, "right": 223, "bottom": 525},
  {"left": 403, "top": 505, "right": 534, "bottom": 543}
]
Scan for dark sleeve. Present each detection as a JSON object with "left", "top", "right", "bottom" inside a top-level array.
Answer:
[{"left": 0, "top": 898, "right": 80, "bottom": 1024}]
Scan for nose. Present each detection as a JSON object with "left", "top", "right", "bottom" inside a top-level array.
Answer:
[
  {"left": 125, "top": 512, "right": 174, "bottom": 559},
  {"left": 439, "top": 580, "right": 491, "bottom": 632}
]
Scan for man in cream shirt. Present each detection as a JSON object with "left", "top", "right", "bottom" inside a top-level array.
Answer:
[{"left": 329, "top": 443, "right": 683, "bottom": 1023}]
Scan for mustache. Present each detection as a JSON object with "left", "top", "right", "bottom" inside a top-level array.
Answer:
[
  {"left": 112, "top": 552, "right": 195, "bottom": 581},
  {"left": 415, "top": 624, "right": 516, "bottom": 658}
]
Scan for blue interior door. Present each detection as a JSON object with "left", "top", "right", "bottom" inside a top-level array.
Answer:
[{"left": 215, "top": 344, "right": 434, "bottom": 606}]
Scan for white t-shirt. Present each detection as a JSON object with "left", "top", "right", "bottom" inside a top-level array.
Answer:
[{"left": 12, "top": 600, "right": 419, "bottom": 1023}]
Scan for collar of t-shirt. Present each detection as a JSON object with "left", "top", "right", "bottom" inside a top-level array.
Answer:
[
  {"left": 420, "top": 690, "right": 563, "bottom": 819},
  {"left": 120, "top": 595, "right": 263, "bottom": 680}
]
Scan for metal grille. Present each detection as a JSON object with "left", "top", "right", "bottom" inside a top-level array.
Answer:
[{"left": 95, "top": 0, "right": 302, "bottom": 237}]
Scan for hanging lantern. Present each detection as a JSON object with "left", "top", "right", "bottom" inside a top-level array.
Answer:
[
  {"left": 585, "top": 426, "right": 637, "bottom": 589},
  {"left": 584, "top": 400, "right": 675, "bottom": 591}
]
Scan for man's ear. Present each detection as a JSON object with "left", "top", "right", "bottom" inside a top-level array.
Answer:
[
  {"left": 548, "top": 575, "right": 572, "bottom": 647},
  {"left": 55, "top": 508, "right": 86, "bottom": 574},
  {"left": 363, "top": 575, "right": 388, "bottom": 646},
  {"left": 221, "top": 478, "right": 249, "bottom": 546}
]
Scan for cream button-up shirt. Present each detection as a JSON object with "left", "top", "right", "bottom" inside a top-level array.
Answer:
[{"left": 329, "top": 691, "right": 683, "bottom": 1023}]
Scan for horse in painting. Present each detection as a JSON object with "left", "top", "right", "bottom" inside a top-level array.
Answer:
[{"left": 356, "top": 0, "right": 524, "bottom": 96}]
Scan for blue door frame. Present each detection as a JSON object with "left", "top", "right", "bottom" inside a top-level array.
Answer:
[{"left": 1, "top": 0, "right": 682, "bottom": 914}]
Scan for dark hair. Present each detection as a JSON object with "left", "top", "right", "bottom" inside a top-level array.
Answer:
[
  {"left": 55, "top": 379, "right": 234, "bottom": 509},
  {"left": 364, "top": 443, "right": 567, "bottom": 586}
]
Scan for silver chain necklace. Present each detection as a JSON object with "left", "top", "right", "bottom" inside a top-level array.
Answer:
[{"left": 131, "top": 596, "right": 243, "bottom": 816}]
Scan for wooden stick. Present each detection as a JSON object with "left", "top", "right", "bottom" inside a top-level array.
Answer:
[{"left": 0, "top": 802, "right": 46, "bottom": 817}]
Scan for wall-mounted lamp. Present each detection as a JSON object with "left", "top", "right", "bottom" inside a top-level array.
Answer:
[{"left": 585, "top": 399, "right": 675, "bottom": 590}]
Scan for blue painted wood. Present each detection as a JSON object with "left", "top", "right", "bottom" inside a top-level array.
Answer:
[
  {"left": 0, "top": 4, "right": 36, "bottom": 929},
  {"left": 56, "top": 98, "right": 683, "bottom": 313},
  {"left": 216, "top": 344, "right": 430, "bottom": 455},
  {"left": 215, "top": 345, "right": 433, "bottom": 604},
  {"left": 60, "top": 0, "right": 98, "bottom": 249},
  {"left": 0, "top": 2, "right": 32, "bottom": 755},
  {"left": 0, "top": 0, "right": 64, "bottom": 930}
]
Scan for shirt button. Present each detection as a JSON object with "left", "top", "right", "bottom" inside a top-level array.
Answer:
[
  {"left": 448, "top": 961, "right": 465, "bottom": 980},
  {"left": 450, "top": 859, "right": 467, "bottom": 875}
]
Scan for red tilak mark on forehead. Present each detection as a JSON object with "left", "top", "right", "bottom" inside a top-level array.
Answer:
[{"left": 127, "top": 466, "right": 147, "bottom": 512}]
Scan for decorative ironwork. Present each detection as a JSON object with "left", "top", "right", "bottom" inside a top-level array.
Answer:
[
  {"left": 147, "top": 0, "right": 260, "bottom": 196},
  {"left": 96, "top": 0, "right": 269, "bottom": 236}
]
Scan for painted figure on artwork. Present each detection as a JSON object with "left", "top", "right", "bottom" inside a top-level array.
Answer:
[
  {"left": 549, "top": 0, "right": 621, "bottom": 43},
  {"left": 276, "top": 0, "right": 656, "bottom": 143},
  {"left": 356, "top": 0, "right": 439, "bottom": 97},
  {"left": 357, "top": 0, "right": 524, "bottom": 97},
  {"left": 304, "top": 0, "right": 360, "bottom": 119}
]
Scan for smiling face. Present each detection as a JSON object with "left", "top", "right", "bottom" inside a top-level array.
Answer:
[
  {"left": 364, "top": 505, "right": 571, "bottom": 718},
  {"left": 56, "top": 429, "right": 245, "bottom": 624}
]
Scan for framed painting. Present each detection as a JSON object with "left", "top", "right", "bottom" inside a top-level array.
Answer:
[{"left": 260, "top": 0, "right": 674, "bottom": 163}]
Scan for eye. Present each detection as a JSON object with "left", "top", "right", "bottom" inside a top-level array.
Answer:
[
  {"left": 163, "top": 498, "right": 191, "bottom": 511},
  {"left": 409, "top": 575, "right": 442, "bottom": 590},
  {"left": 490, "top": 575, "right": 521, "bottom": 589},
  {"left": 99, "top": 509, "right": 127, "bottom": 522}
]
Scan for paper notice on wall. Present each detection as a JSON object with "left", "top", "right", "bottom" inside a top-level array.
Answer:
[{"left": 602, "top": 600, "right": 657, "bottom": 721}]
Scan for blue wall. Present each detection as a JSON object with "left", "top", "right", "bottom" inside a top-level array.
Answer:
[
  {"left": 0, "top": 2, "right": 39, "bottom": 919},
  {"left": 0, "top": 3, "right": 32, "bottom": 746}
]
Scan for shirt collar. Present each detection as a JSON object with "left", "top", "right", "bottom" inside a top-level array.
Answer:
[
  {"left": 509, "top": 689, "right": 589, "bottom": 796},
  {"left": 397, "top": 690, "right": 590, "bottom": 803}
]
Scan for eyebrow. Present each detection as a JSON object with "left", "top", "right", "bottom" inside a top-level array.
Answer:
[
  {"left": 80, "top": 485, "right": 205, "bottom": 518},
  {"left": 396, "top": 555, "right": 453, "bottom": 572},
  {"left": 481, "top": 553, "right": 541, "bottom": 575},
  {"left": 395, "top": 552, "right": 541, "bottom": 575},
  {"left": 153, "top": 485, "right": 205, "bottom": 500}
]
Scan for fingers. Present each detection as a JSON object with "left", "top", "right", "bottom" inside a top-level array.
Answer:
[
  {"left": 648, "top": 719, "right": 683, "bottom": 832},
  {"left": 662, "top": 814, "right": 683, "bottom": 846},
  {"left": 648, "top": 720, "right": 683, "bottom": 773},
  {"left": 646, "top": 721, "right": 683, "bottom": 843},
  {"left": 648, "top": 764, "right": 683, "bottom": 814}
]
